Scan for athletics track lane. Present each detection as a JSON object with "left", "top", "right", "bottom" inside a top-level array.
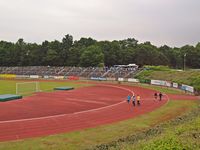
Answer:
[{"left": 0, "top": 84, "right": 197, "bottom": 142}]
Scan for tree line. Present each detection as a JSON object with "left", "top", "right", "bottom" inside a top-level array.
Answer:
[{"left": 0, "top": 34, "right": 200, "bottom": 68}]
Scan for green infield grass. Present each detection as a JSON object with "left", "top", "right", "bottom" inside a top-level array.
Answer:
[{"left": 0, "top": 79, "right": 91, "bottom": 95}]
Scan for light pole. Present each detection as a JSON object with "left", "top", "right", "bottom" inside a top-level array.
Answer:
[{"left": 183, "top": 53, "right": 187, "bottom": 71}]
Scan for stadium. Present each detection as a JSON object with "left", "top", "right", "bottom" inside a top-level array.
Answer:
[
  {"left": 1, "top": 0, "right": 200, "bottom": 149},
  {"left": 0, "top": 64, "right": 199, "bottom": 149}
]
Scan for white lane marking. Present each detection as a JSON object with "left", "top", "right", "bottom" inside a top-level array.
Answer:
[
  {"left": 0, "top": 114, "right": 67, "bottom": 124},
  {"left": 66, "top": 98, "right": 108, "bottom": 105},
  {"left": 73, "top": 101, "right": 125, "bottom": 115},
  {"left": 0, "top": 101, "right": 126, "bottom": 124},
  {"left": 163, "top": 93, "right": 170, "bottom": 105}
]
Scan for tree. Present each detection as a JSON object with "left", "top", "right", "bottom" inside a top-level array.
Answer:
[
  {"left": 159, "top": 45, "right": 176, "bottom": 67},
  {"left": 80, "top": 45, "right": 104, "bottom": 67},
  {"left": 44, "top": 49, "right": 59, "bottom": 66},
  {"left": 67, "top": 47, "right": 84, "bottom": 66},
  {"left": 181, "top": 45, "right": 199, "bottom": 68},
  {"left": 0, "top": 35, "right": 200, "bottom": 68},
  {"left": 67, "top": 37, "right": 96, "bottom": 66},
  {"left": 62, "top": 34, "right": 73, "bottom": 49},
  {"left": 134, "top": 42, "right": 168, "bottom": 66},
  {"left": 60, "top": 34, "right": 73, "bottom": 65},
  {"left": 98, "top": 41, "right": 118, "bottom": 67},
  {"left": 26, "top": 43, "right": 41, "bottom": 66},
  {"left": 119, "top": 38, "right": 138, "bottom": 49},
  {"left": 15, "top": 38, "right": 28, "bottom": 66},
  {"left": 74, "top": 37, "right": 96, "bottom": 48},
  {"left": 0, "top": 41, "right": 15, "bottom": 66}
]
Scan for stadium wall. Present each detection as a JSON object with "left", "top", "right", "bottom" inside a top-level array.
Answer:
[{"left": 0, "top": 74, "right": 16, "bottom": 79}]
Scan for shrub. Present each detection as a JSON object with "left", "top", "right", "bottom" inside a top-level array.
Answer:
[{"left": 142, "top": 135, "right": 191, "bottom": 150}]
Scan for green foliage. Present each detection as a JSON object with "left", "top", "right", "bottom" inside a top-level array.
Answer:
[
  {"left": 80, "top": 45, "right": 104, "bottom": 67},
  {"left": 134, "top": 69, "right": 154, "bottom": 81},
  {"left": 0, "top": 80, "right": 89, "bottom": 95},
  {"left": 44, "top": 49, "right": 59, "bottom": 65},
  {"left": 136, "top": 68, "right": 200, "bottom": 92},
  {"left": 98, "top": 63, "right": 105, "bottom": 67},
  {"left": 142, "top": 135, "right": 187, "bottom": 150},
  {"left": 1, "top": 35, "right": 200, "bottom": 68},
  {"left": 134, "top": 42, "right": 169, "bottom": 66},
  {"left": 139, "top": 105, "right": 200, "bottom": 150},
  {"left": 189, "top": 76, "right": 200, "bottom": 91}
]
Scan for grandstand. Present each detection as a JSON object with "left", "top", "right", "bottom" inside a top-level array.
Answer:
[{"left": 0, "top": 64, "right": 139, "bottom": 79}]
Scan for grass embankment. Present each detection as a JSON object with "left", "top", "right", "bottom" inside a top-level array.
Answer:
[
  {"left": 90, "top": 101, "right": 200, "bottom": 150},
  {"left": 135, "top": 66, "right": 200, "bottom": 91},
  {"left": 0, "top": 100, "right": 198, "bottom": 150},
  {"left": 134, "top": 83, "right": 184, "bottom": 95}
]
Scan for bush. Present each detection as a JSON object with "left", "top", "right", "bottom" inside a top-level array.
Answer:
[
  {"left": 190, "top": 76, "right": 200, "bottom": 91},
  {"left": 142, "top": 135, "right": 191, "bottom": 150}
]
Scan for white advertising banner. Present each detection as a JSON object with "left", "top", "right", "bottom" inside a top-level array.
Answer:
[
  {"left": 54, "top": 76, "right": 64, "bottom": 79},
  {"left": 151, "top": 80, "right": 164, "bottom": 86},
  {"left": 30, "top": 75, "right": 39, "bottom": 79},
  {"left": 107, "top": 78, "right": 116, "bottom": 81},
  {"left": 44, "top": 75, "right": 49, "bottom": 79},
  {"left": 165, "top": 81, "right": 171, "bottom": 87},
  {"left": 173, "top": 83, "right": 178, "bottom": 88},
  {"left": 151, "top": 80, "right": 171, "bottom": 87},
  {"left": 182, "top": 84, "right": 194, "bottom": 93},
  {"left": 118, "top": 78, "right": 124, "bottom": 81},
  {"left": 16, "top": 75, "right": 30, "bottom": 78},
  {"left": 128, "top": 78, "right": 139, "bottom": 83}
]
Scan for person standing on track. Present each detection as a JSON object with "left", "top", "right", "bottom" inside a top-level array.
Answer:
[
  {"left": 127, "top": 95, "right": 131, "bottom": 103},
  {"left": 159, "top": 92, "right": 163, "bottom": 101},
  {"left": 132, "top": 94, "right": 136, "bottom": 106},
  {"left": 154, "top": 92, "right": 158, "bottom": 100},
  {"left": 136, "top": 94, "right": 141, "bottom": 106}
]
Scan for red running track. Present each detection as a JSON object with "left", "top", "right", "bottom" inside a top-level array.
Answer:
[{"left": 0, "top": 84, "right": 197, "bottom": 142}]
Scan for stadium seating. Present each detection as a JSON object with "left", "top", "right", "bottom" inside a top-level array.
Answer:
[{"left": 0, "top": 65, "right": 138, "bottom": 79}]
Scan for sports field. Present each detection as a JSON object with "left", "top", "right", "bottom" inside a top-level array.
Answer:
[
  {"left": 0, "top": 80, "right": 89, "bottom": 95},
  {"left": 0, "top": 79, "right": 199, "bottom": 149}
]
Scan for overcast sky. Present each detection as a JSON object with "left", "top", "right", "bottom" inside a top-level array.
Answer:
[{"left": 0, "top": 0, "right": 200, "bottom": 47}]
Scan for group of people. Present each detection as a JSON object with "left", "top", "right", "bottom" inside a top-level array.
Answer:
[
  {"left": 154, "top": 92, "right": 163, "bottom": 101},
  {"left": 127, "top": 91, "right": 163, "bottom": 106},
  {"left": 127, "top": 94, "right": 141, "bottom": 106}
]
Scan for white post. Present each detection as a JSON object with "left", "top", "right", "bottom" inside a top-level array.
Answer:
[
  {"left": 16, "top": 83, "right": 18, "bottom": 95},
  {"left": 16, "top": 82, "right": 40, "bottom": 95}
]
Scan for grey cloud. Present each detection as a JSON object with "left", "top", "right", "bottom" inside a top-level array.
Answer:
[{"left": 0, "top": 0, "right": 200, "bottom": 47}]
